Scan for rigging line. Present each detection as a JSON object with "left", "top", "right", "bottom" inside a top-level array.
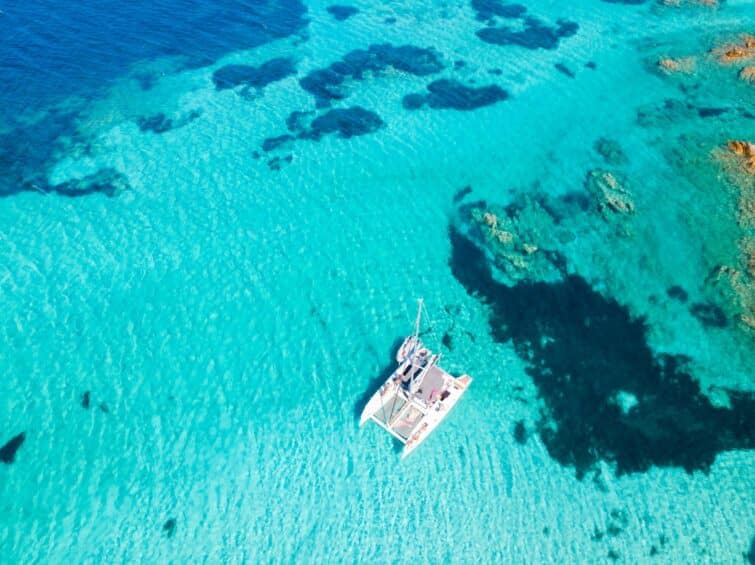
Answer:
[
  {"left": 387, "top": 371, "right": 401, "bottom": 423},
  {"left": 419, "top": 301, "right": 440, "bottom": 351},
  {"left": 379, "top": 387, "right": 389, "bottom": 428},
  {"left": 389, "top": 299, "right": 423, "bottom": 425}
]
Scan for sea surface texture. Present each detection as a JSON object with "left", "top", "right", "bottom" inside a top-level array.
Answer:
[{"left": 1, "top": 0, "right": 754, "bottom": 562}]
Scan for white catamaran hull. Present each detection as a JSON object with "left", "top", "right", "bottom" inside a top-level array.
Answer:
[
  {"left": 401, "top": 374, "right": 472, "bottom": 458},
  {"left": 359, "top": 300, "right": 473, "bottom": 457}
]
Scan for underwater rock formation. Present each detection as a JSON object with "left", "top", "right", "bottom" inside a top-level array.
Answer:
[
  {"left": 707, "top": 262, "right": 755, "bottom": 332},
  {"left": 554, "top": 63, "right": 575, "bottom": 78},
  {"left": 660, "top": 0, "right": 718, "bottom": 6},
  {"left": 262, "top": 106, "right": 384, "bottom": 154},
  {"left": 453, "top": 185, "right": 473, "bottom": 203},
  {"left": 163, "top": 518, "right": 177, "bottom": 538},
  {"left": 471, "top": 0, "right": 528, "bottom": 23},
  {"left": 299, "top": 44, "right": 444, "bottom": 106},
  {"left": 713, "top": 34, "right": 755, "bottom": 64},
  {"left": 657, "top": 56, "right": 696, "bottom": 74},
  {"left": 300, "top": 107, "right": 384, "bottom": 140},
  {"left": 667, "top": 285, "right": 689, "bottom": 302},
  {"left": 584, "top": 169, "right": 635, "bottom": 217},
  {"left": 136, "top": 110, "right": 201, "bottom": 134},
  {"left": 212, "top": 58, "right": 296, "bottom": 91},
  {"left": 740, "top": 66, "right": 755, "bottom": 83},
  {"left": 726, "top": 140, "right": 755, "bottom": 176},
  {"left": 402, "top": 79, "right": 509, "bottom": 111},
  {"left": 466, "top": 199, "right": 565, "bottom": 282},
  {"left": 262, "top": 134, "right": 295, "bottom": 152},
  {"left": 717, "top": 140, "right": 755, "bottom": 312},
  {"left": 594, "top": 137, "right": 628, "bottom": 166},
  {"left": 512, "top": 420, "right": 528, "bottom": 444},
  {"left": 476, "top": 17, "right": 578, "bottom": 50},
  {"left": 326, "top": 5, "right": 358, "bottom": 21},
  {"left": 690, "top": 301, "right": 728, "bottom": 328},
  {"left": 448, "top": 226, "right": 755, "bottom": 477},
  {"left": 0, "top": 107, "right": 134, "bottom": 199},
  {"left": 15, "top": 167, "right": 131, "bottom": 199},
  {"left": 706, "top": 229, "right": 755, "bottom": 333},
  {"left": 636, "top": 98, "right": 697, "bottom": 128}
]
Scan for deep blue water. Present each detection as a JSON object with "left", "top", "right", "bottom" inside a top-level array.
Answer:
[
  {"left": 0, "top": 0, "right": 307, "bottom": 196},
  {"left": 0, "top": 0, "right": 307, "bottom": 119}
]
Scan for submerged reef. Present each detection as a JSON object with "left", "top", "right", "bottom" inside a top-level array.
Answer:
[
  {"left": 554, "top": 63, "right": 575, "bottom": 78},
  {"left": 659, "top": 0, "right": 719, "bottom": 6},
  {"left": 299, "top": 44, "right": 444, "bottom": 106},
  {"left": 712, "top": 34, "right": 755, "bottom": 64},
  {"left": 711, "top": 141, "right": 755, "bottom": 331},
  {"left": 466, "top": 199, "right": 565, "bottom": 282},
  {"left": 643, "top": 32, "right": 755, "bottom": 335},
  {"left": 402, "top": 79, "right": 509, "bottom": 111},
  {"left": 449, "top": 226, "right": 755, "bottom": 477},
  {"left": 690, "top": 302, "right": 728, "bottom": 328},
  {"left": 470, "top": 0, "right": 577, "bottom": 50},
  {"left": 706, "top": 257, "right": 755, "bottom": 332},
  {"left": 512, "top": 420, "right": 529, "bottom": 444},
  {"left": 594, "top": 137, "right": 629, "bottom": 166},
  {"left": 212, "top": 58, "right": 296, "bottom": 91},
  {"left": 47, "top": 168, "right": 129, "bottom": 198},
  {"left": 471, "top": 0, "right": 527, "bottom": 22},
  {"left": 740, "top": 67, "right": 755, "bottom": 83},
  {"left": 657, "top": 56, "right": 696, "bottom": 74},
  {"left": 298, "top": 107, "right": 384, "bottom": 140},
  {"left": 262, "top": 106, "right": 384, "bottom": 153},
  {"left": 0, "top": 167, "right": 130, "bottom": 199},
  {"left": 453, "top": 185, "right": 473, "bottom": 203},
  {"left": 724, "top": 140, "right": 755, "bottom": 177},
  {"left": 326, "top": 5, "right": 358, "bottom": 21},
  {"left": 584, "top": 170, "right": 635, "bottom": 218},
  {"left": 163, "top": 518, "right": 177, "bottom": 538},
  {"left": 476, "top": 17, "right": 578, "bottom": 50},
  {"left": 136, "top": 110, "right": 201, "bottom": 134}
]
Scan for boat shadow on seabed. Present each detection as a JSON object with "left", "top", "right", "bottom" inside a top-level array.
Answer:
[
  {"left": 354, "top": 337, "right": 407, "bottom": 454},
  {"left": 354, "top": 336, "right": 405, "bottom": 423}
]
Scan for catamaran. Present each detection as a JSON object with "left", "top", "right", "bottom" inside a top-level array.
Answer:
[{"left": 359, "top": 299, "right": 472, "bottom": 458}]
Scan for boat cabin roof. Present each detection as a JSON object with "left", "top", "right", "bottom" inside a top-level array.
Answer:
[{"left": 414, "top": 365, "right": 448, "bottom": 405}]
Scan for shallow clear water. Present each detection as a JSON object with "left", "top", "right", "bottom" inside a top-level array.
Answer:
[{"left": 1, "top": 0, "right": 754, "bottom": 562}]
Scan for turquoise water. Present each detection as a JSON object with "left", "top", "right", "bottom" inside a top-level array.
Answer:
[{"left": 1, "top": 0, "right": 754, "bottom": 562}]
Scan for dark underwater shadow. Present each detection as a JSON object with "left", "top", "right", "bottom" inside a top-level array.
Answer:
[
  {"left": 353, "top": 336, "right": 404, "bottom": 423},
  {"left": 448, "top": 226, "right": 755, "bottom": 478}
]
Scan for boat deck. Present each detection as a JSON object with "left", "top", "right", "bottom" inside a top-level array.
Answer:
[
  {"left": 359, "top": 302, "right": 472, "bottom": 457},
  {"left": 366, "top": 363, "right": 466, "bottom": 449}
]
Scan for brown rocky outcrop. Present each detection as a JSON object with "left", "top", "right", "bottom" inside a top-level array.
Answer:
[
  {"left": 657, "top": 56, "right": 696, "bottom": 74},
  {"left": 469, "top": 200, "right": 563, "bottom": 282},
  {"left": 726, "top": 140, "right": 755, "bottom": 175},
  {"left": 740, "top": 66, "right": 755, "bottom": 83},
  {"left": 661, "top": 0, "right": 718, "bottom": 6},
  {"left": 585, "top": 169, "right": 635, "bottom": 217},
  {"left": 714, "top": 35, "right": 755, "bottom": 63}
]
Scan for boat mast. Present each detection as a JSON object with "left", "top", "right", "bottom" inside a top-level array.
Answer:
[
  {"left": 413, "top": 298, "right": 423, "bottom": 340},
  {"left": 408, "top": 299, "right": 426, "bottom": 393}
]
